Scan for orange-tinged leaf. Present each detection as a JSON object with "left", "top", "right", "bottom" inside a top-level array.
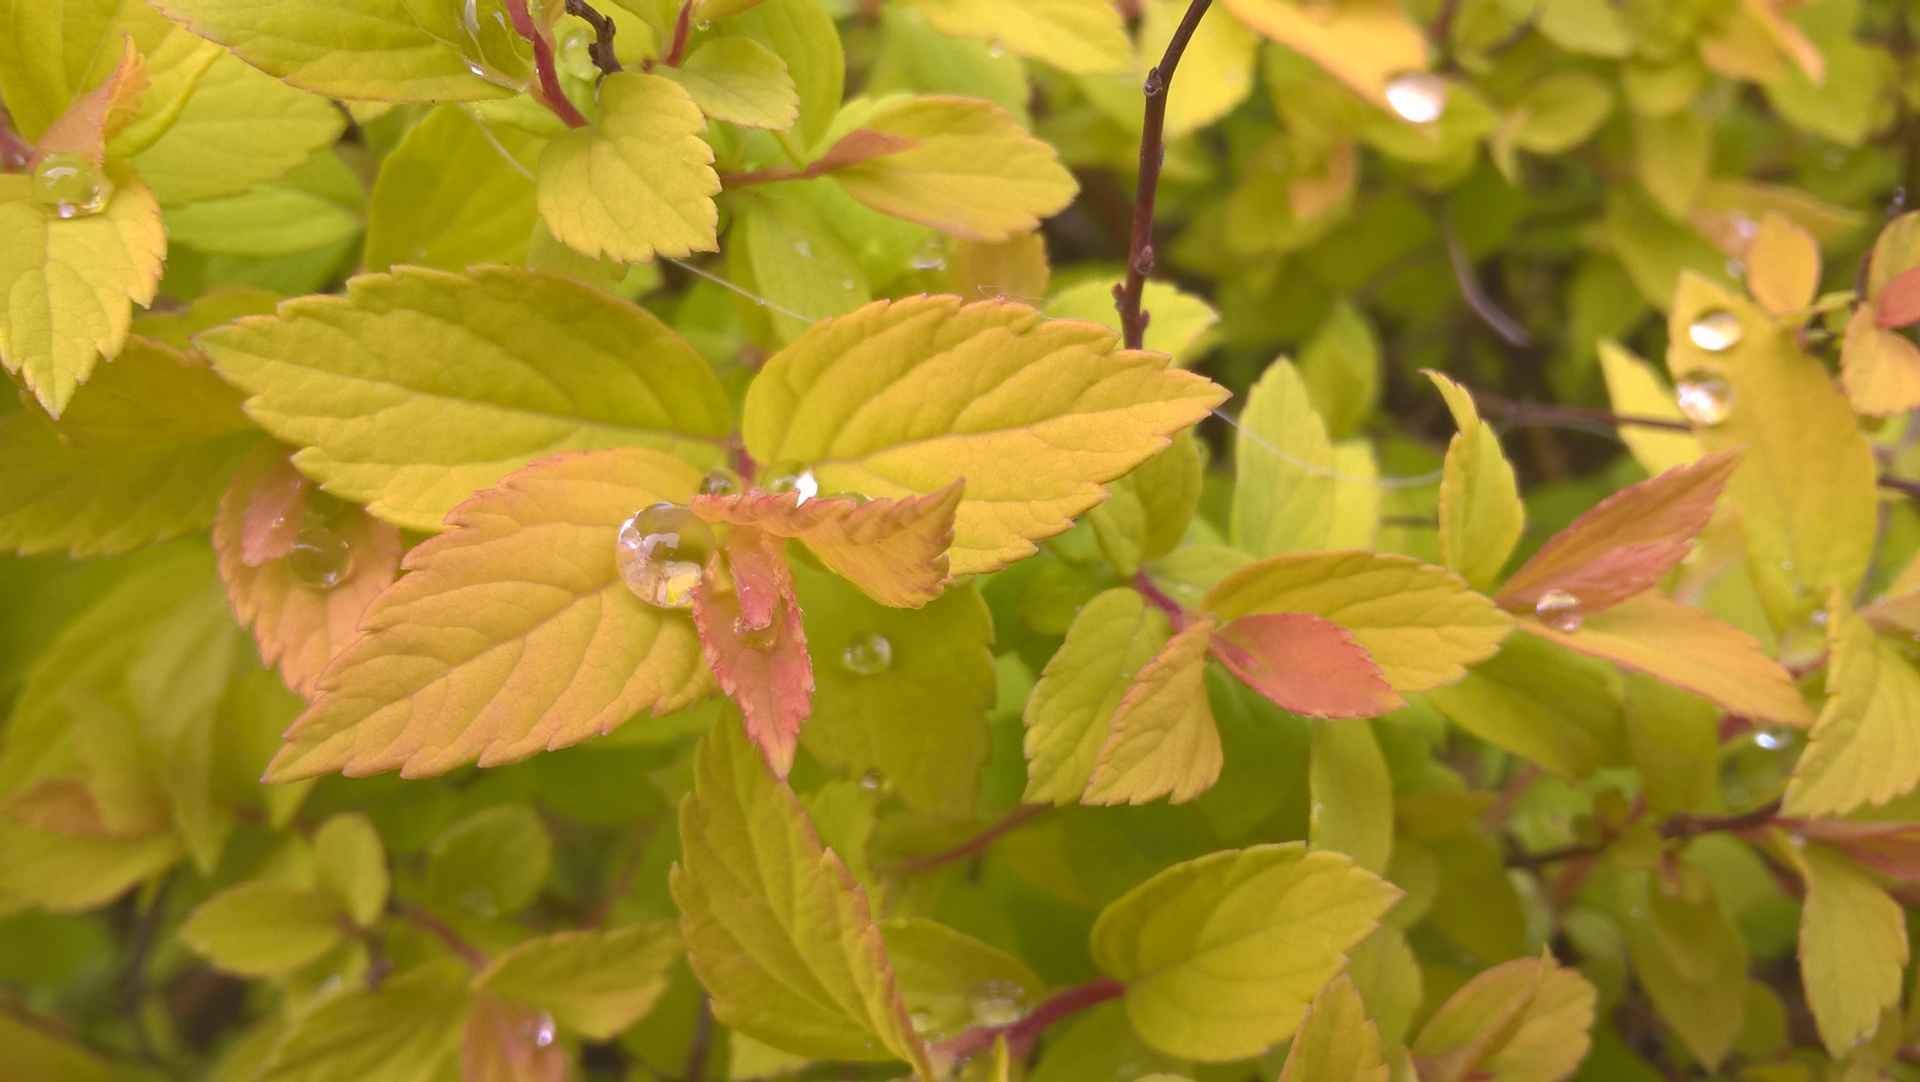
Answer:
[
  {"left": 215, "top": 448, "right": 402, "bottom": 698},
  {"left": 1841, "top": 305, "right": 1920, "bottom": 416},
  {"left": 1784, "top": 595, "right": 1920, "bottom": 817},
  {"left": 31, "top": 38, "right": 148, "bottom": 165},
  {"left": 1412, "top": 953, "right": 1595, "bottom": 1082},
  {"left": 265, "top": 448, "right": 713, "bottom": 781},
  {"left": 1211, "top": 613, "right": 1403, "bottom": 719},
  {"left": 1876, "top": 265, "right": 1920, "bottom": 328},
  {"left": 1791, "top": 821, "right": 1920, "bottom": 888},
  {"left": 1277, "top": 972, "right": 1388, "bottom": 1082},
  {"left": 1747, "top": 212, "right": 1820, "bottom": 318},
  {"left": 1520, "top": 592, "right": 1812, "bottom": 726},
  {"left": 692, "top": 482, "right": 962, "bottom": 608},
  {"left": 1496, "top": 451, "right": 1739, "bottom": 613},
  {"left": 1223, "top": 0, "right": 1428, "bottom": 109},
  {"left": 1084, "top": 618, "right": 1221, "bottom": 805},
  {"left": 461, "top": 995, "right": 566, "bottom": 1082},
  {"left": 694, "top": 526, "right": 812, "bottom": 777},
  {"left": 743, "top": 296, "right": 1226, "bottom": 576},
  {"left": 808, "top": 129, "right": 920, "bottom": 175},
  {"left": 3, "top": 778, "right": 112, "bottom": 837},
  {"left": 237, "top": 448, "right": 309, "bottom": 567}
]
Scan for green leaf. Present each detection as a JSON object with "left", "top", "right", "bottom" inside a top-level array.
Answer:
[
  {"left": 1785, "top": 595, "right": 1920, "bottom": 817},
  {"left": 1046, "top": 278, "right": 1220, "bottom": 368},
  {"left": 257, "top": 959, "right": 473, "bottom": 1082},
  {"left": 1619, "top": 864, "right": 1746, "bottom": 1070},
  {"left": 1622, "top": 673, "right": 1718, "bottom": 817},
  {"left": 1411, "top": 954, "right": 1597, "bottom": 1082},
  {"left": 1297, "top": 300, "right": 1380, "bottom": 441},
  {"left": 1277, "top": 972, "right": 1389, "bottom": 1082},
  {"left": 1309, "top": 720, "right": 1392, "bottom": 874},
  {"left": 128, "top": 578, "right": 242, "bottom": 871},
  {"left": 1084, "top": 618, "right": 1221, "bottom": 806},
  {"left": 0, "top": 165, "right": 166, "bottom": 416},
  {"left": 743, "top": 295, "right": 1226, "bottom": 575},
  {"left": 313, "top": 813, "right": 388, "bottom": 927},
  {"left": 264, "top": 449, "right": 712, "bottom": 780},
  {"left": 881, "top": 919, "right": 1047, "bottom": 1041},
  {"left": 1231, "top": 359, "right": 1337, "bottom": 557},
  {"left": 671, "top": 714, "right": 933, "bottom": 1076},
  {"left": 660, "top": 38, "right": 798, "bottom": 130},
  {"left": 1502, "top": 71, "right": 1613, "bottom": 157},
  {"left": 476, "top": 922, "right": 682, "bottom": 1039},
  {"left": 150, "top": 0, "right": 509, "bottom": 102},
  {"left": 364, "top": 104, "right": 541, "bottom": 273},
  {"left": 732, "top": 185, "right": 872, "bottom": 344},
  {"left": 0, "top": 823, "right": 182, "bottom": 913},
  {"left": 1785, "top": 841, "right": 1908, "bottom": 1056},
  {"left": 794, "top": 566, "right": 995, "bottom": 816},
  {"left": 1428, "top": 631, "right": 1621, "bottom": 781},
  {"left": 200, "top": 266, "right": 731, "bottom": 532},
  {"left": 905, "top": 0, "right": 1131, "bottom": 75},
  {"left": 716, "top": 0, "right": 844, "bottom": 149},
  {"left": 164, "top": 183, "right": 363, "bottom": 259},
  {"left": 423, "top": 806, "right": 551, "bottom": 920},
  {"left": 1023, "top": 588, "right": 1170, "bottom": 805},
  {"left": 0, "top": 0, "right": 201, "bottom": 144},
  {"left": 1089, "top": 432, "right": 1204, "bottom": 576},
  {"left": 1089, "top": 842, "right": 1401, "bottom": 1061},
  {"left": 129, "top": 52, "right": 346, "bottom": 206},
  {"left": 178, "top": 880, "right": 347, "bottom": 976},
  {"left": 1202, "top": 552, "right": 1513, "bottom": 692},
  {"left": 537, "top": 71, "right": 719, "bottom": 263},
  {"left": 1427, "top": 371, "right": 1523, "bottom": 592}
]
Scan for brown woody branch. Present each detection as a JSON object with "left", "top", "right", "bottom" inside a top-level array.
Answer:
[
  {"left": 566, "top": 0, "right": 622, "bottom": 74},
  {"left": 1508, "top": 798, "right": 1784, "bottom": 868}
]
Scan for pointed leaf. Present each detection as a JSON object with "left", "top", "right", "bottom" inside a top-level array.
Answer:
[
  {"left": 1785, "top": 841, "right": 1908, "bottom": 1057},
  {"left": 1308, "top": 719, "right": 1393, "bottom": 873},
  {"left": 1277, "top": 973, "right": 1388, "bottom": 1082},
  {"left": 659, "top": 38, "right": 798, "bottom": 130},
  {"left": 31, "top": 38, "right": 147, "bottom": 164},
  {"left": 200, "top": 266, "right": 731, "bottom": 532},
  {"left": 694, "top": 526, "right": 813, "bottom": 777},
  {"left": 1619, "top": 866, "right": 1746, "bottom": 1071},
  {"left": 1085, "top": 618, "right": 1222, "bottom": 805},
  {"left": 363, "top": 104, "right": 540, "bottom": 274},
  {"left": 743, "top": 295, "right": 1226, "bottom": 575},
  {"left": 1230, "top": 359, "right": 1337, "bottom": 558},
  {"left": 905, "top": 0, "right": 1130, "bottom": 74},
  {"left": 1090, "top": 842, "right": 1401, "bottom": 1062},
  {"left": 671, "top": 715, "right": 932, "bottom": 1076},
  {"left": 1427, "top": 371, "right": 1524, "bottom": 591},
  {"left": 1520, "top": 592, "right": 1812, "bottom": 726},
  {"left": 256, "top": 959, "right": 473, "bottom": 1082},
  {"left": 1024, "top": 588, "right": 1171, "bottom": 805},
  {"left": 0, "top": 823, "right": 182, "bottom": 912},
  {"left": 266, "top": 448, "right": 713, "bottom": 781},
  {"left": 1223, "top": 0, "right": 1428, "bottom": 107},
  {"left": 131, "top": 51, "right": 348, "bottom": 207},
  {"left": 1428, "top": 632, "right": 1622, "bottom": 781},
  {"left": 1748, "top": 212, "right": 1820, "bottom": 317},
  {"left": 1211, "top": 613, "right": 1402, "bottom": 719},
  {"left": 476, "top": 923, "right": 683, "bottom": 1040},
  {"left": 537, "top": 72, "right": 719, "bottom": 263},
  {"left": 1785, "top": 595, "right": 1920, "bottom": 816},
  {"left": 1496, "top": 451, "right": 1739, "bottom": 613},
  {"left": 692, "top": 483, "right": 961, "bottom": 608},
  {"left": 1202, "top": 552, "right": 1514, "bottom": 692},
  {"left": 313, "top": 813, "right": 388, "bottom": 928},
  {"left": 178, "top": 881, "right": 346, "bottom": 977},
  {"left": 1412, "top": 954, "right": 1596, "bottom": 1082}
]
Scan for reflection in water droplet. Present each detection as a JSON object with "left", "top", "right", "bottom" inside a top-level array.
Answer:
[
  {"left": 841, "top": 631, "right": 893, "bottom": 675},
  {"left": 31, "top": 152, "right": 111, "bottom": 218},
  {"left": 696, "top": 18, "right": 713, "bottom": 29},
  {"left": 1534, "top": 589, "right": 1582, "bottom": 633},
  {"left": 762, "top": 462, "right": 819, "bottom": 504},
  {"left": 287, "top": 526, "right": 352, "bottom": 590},
  {"left": 967, "top": 979, "right": 1030, "bottom": 1027},
  {"left": 453, "top": 0, "right": 533, "bottom": 88},
  {"left": 860, "top": 769, "right": 884, "bottom": 791},
  {"left": 614, "top": 503, "right": 713, "bottom": 609},
  {"left": 1675, "top": 368, "right": 1735, "bottom": 426},
  {"left": 910, "top": 240, "right": 948, "bottom": 271},
  {"left": 1384, "top": 72, "right": 1447, "bottom": 124},
  {"left": 793, "top": 238, "right": 813, "bottom": 258},
  {"left": 698, "top": 468, "right": 742, "bottom": 497},
  {"left": 987, "top": 42, "right": 1006, "bottom": 58},
  {"left": 534, "top": 1012, "right": 556, "bottom": 1047},
  {"left": 734, "top": 609, "right": 779, "bottom": 649},
  {"left": 1687, "top": 309, "right": 1744, "bottom": 352},
  {"left": 840, "top": 276, "right": 856, "bottom": 291}
]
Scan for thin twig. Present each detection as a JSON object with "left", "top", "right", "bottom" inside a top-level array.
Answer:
[
  {"left": 933, "top": 978, "right": 1125, "bottom": 1064},
  {"left": 685, "top": 995, "right": 715, "bottom": 1082},
  {"left": 395, "top": 902, "right": 491, "bottom": 968},
  {"left": 506, "top": 0, "right": 589, "bottom": 128},
  {"left": 884, "top": 805, "right": 1048, "bottom": 877},
  {"left": 123, "top": 873, "right": 175, "bottom": 1066},
  {"left": 566, "top": 0, "right": 623, "bottom": 74},
  {"left": 1508, "top": 798, "right": 1784, "bottom": 868},
  {"left": 1113, "top": 0, "right": 1213, "bottom": 350},
  {"left": 1443, "top": 226, "right": 1534, "bottom": 347}
]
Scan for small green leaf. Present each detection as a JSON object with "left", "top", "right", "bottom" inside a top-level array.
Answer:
[
  {"left": 1309, "top": 720, "right": 1393, "bottom": 874},
  {"left": 364, "top": 105, "right": 542, "bottom": 273},
  {"left": 1232, "top": 359, "right": 1337, "bottom": 558},
  {"left": 1619, "top": 864, "right": 1746, "bottom": 1070},
  {"left": 129, "top": 52, "right": 345, "bottom": 206},
  {"left": 1024, "top": 588, "right": 1170, "bottom": 805},
  {"left": 1427, "top": 371, "right": 1523, "bottom": 592},
  {"left": 313, "top": 813, "right": 388, "bottom": 928},
  {"left": 178, "top": 880, "right": 346, "bottom": 976},
  {"left": 476, "top": 922, "right": 683, "bottom": 1039},
  {"left": 661, "top": 38, "right": 799, "bottom": 130},
  {"left": 1785, "top": 840, "right": 1908, "bottom": 1056},
  {"left": 423, "top": 805, "right": 552, "bottom": 920},
  {"left": 256, "top": 958, "right": 473, "bottom": 1082}
]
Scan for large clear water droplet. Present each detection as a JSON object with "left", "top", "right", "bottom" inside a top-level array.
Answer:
[
  {"left": 841, "top": 631, "right": 892, "bottom": 675},
  {"left": 910, "top": 240, "right": 948, "bottom": 271},
  {"left": 859, "top": 769, "right": 884, "bottom": 791},
  {"left": 1675, "top": 368, "right": 1735, "bottom": 426},
  {"left": 615, "top": 503, "right": 713, "bottom": 609},
  {"left": 698, "top": 468, "right": 742, "bottom": 497},
  {"left": 532, "top": 1011, "right": 556, "bottom": 1048},
  {"left": 762, "top": 462, "right": 819, "bottom": 504},
  {"left": 1384, "top": 72, "right": 1447, "bottom": 124},
  {"left": 32, "top": 153, "right": 111, "bottom": 219},
  {"left": 287, "top": 526, "right": 352, "bottom": 590},
  {"left": 1534, "top": 589, "right": 1582, "bottom": 633},
  {"left": 966, "top": 980, "right": 1030, "bottom": 1027},
  {"left": 1687, "top": 309, "right": 1744, "bottom": 352},
  {"left": 453, "top": 0, "right": 533, "bottom": 88}
]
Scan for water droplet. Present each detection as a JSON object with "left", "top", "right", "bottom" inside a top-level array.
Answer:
[
  {"left": 841, "top": 632, "right": 892, "bottom": 675},
  {"left": 1675, "top": 368, "right": 1735, "bottom": 426},
  {"left": 840, "top": 276, "right": 856, "bottom": 291},
  {"left": 859, "top": 769, "right": 884, "bottom": 791},
  {"left": 698, "top": 468, "right": 742, "bottom": 497},
  {"left": 825, "top": 490, "right": 871, "bottom": 505},
  {"left": 452, "top": 0, "right": 533, "bottom": 88},
  {"left": 1687, "top": 308, "right": 1744, "bottom": 352},
  {"left": 987, "top": 41, "right": 1006, "bottom": 57},
  {"left": 909, "top": 1009, "right": 938, "bottom": 1035},
  {"left": 31, "top": 153, "right": 111, "bottom": 218},
  {"left": 533, "top": 1012, "right": 556, "bottom": 1047},
  {"left": 967, "top": 980, "right": 1029, "bottom": 1027},
  {"left": 459, "top": 887, "right": 499, "bottom": 918},
  {"left": 1726, "top": 211, "right": 1759, "bottom": 245},
  {"left": 614, "top": 503, "right": 713, "bottom": 609},
  {"left": 696, "top": 18, "right": 713, "bottom": 29},
  {"left": 1384, "top": 72, "right": 1447, "bottom": 124},
  {"left": 733, "top": 610, "right": 779, "bottom": 649},
  {"left": 1534, "top": 589, "right": 1582, "bottom": 633},
  {"left": 287, "top": 526, "right": 352, "bottom": 590},
  {"left": 909, "top": 240, "right": 948, "bottom": 271},
  {"left": 1754, "top": 727, "right": 1789, "bottom": 750},
  {"left": 761, "top": 462, "right": 819, "bottom": 504},
  {"left": 793, "top": 238, "right": 813, "bottom": 258}
]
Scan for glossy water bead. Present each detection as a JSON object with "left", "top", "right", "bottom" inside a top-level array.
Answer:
[
  {"left": 453, "top": 0, "right": 531, "bottom": 87},
  {"left": 966, "top": 980, "right": 1030, "bottom": 1027},
  {"left": 32, "top": 153, "right": 112, "bottom": 218},
  {"left": 841, "top": 631, "right": 893, "bottom": 675},
  {"left": 761, "top": 462, "right": 819, "bottom": 503},
  {"left": 615, "top": 503, "right": 713, "bottom": 610},
  {"left": 1675, "top": 369, "right": 1734, "bottom": 426},
  {"left": 287, "top": 527, "right": 352, "bottom": 590},
  {"left": 1534, "top": 589, "right": 1582, "bottom": 633},
  {"left": 698, "top": 468, "right": 742, "bottom": 497},
  {"left": 1686, "top": 309, "right": 1743, "bottom": 352},
  {"left": 1384, "top": 73, "right": 1448, "bottom": 124}
]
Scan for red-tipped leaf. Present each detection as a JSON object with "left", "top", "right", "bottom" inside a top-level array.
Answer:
[
  {"left": 1210, "top": 613, "right": 1403, "bottom": 719},
  {"left": 693, "top": 526, "right": 813, "bottom": 776}
]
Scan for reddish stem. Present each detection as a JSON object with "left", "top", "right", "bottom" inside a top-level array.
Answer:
[
  {"left": 1132, "top": 571, "right": 1192, "bottom": 630},
  {"left": 664, "top": 1, "right": 694, "bottom": 67},
  {"left": 933, "top": 977, "right": 1125, "bottom": 1064},
  {"left": 506, "top": 0, "right": 589, "bottom": 129},
  {"left": 885, "top": 804, "right": 1047, "bottom": 877},
  {"left": 396, "top": 903, "right": 490, "bottom": 968}
]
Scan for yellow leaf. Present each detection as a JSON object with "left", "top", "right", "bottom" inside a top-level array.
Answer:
[
  {"left": 825, "top": 97, "right": 1078, "bottom": 242},
  {"left": 1090, "top": 843, "right": 1401, "bottom": 1061},
  {"left": 1046, "top": 277, "right": 1219, "bottom": 367},
  {"left": 0, "top": 0, "right": 213, "bottom": 147},
  {"left": 672, "top": 714, "right": 933, "bottom": 1076},
  {"left": 0, "top": 164, "right": 165, "bottom": 416},
  {"left": 1785, "top": 596, "right": 1920, "bottom": 817},
  {"left": 1090, "top": 431, "right": 1204, "bottom": 575},
  {"left": 1597, "top": 341, "right": 1699, "bottom": 477},
  {"left": 1667, "top": 273, "right": 1876, "bottom": 629},
  {"left": 1632, "top": 110, "right": 1708, "bottom": 219},
  {"left": 1309, "top": 719, "right": 1393, "bottom": 873},
  {"left": 694, "top": 485, "right": 960, "bottom": 609},
  {"left": 659, "top": 38, "right": 798, "bottom": 131},
  {"left": 32, "top": 38, "right": 149, "bottom": 163},
  {"left": 1747, "top": 211, "right": 1820, "bottom": 317},
  {"left": 129, "top": 51, "right": 346, "bottom": 206},
  {"left": 945, "top": 232, "right": 1051, "bottom": 304},
  {"left": 178, "top": 881, "right": 347, "bottom": 977},
  {"left": 1520, "top": 592, "right": 1811, "bottom": 727},
  {"left": 265, "top": 448, "right": 714, "bottom": 781},
  {"left": 0, "top": 821, "right": 182, "bottom": 913},
  {"left": 1277, "top": 973, "right": 1389, "bottom": 1082},
  {"left": 905, "top": 0, "right": 1132, "bottom": 75},
  {"left": 1223, "top": 0, "right": 1429, "bottom": 109},
  {"left": 475, "top": 923, "right": 682, "bottom": 1039},
  {"left": 1412, "top": 954, "right": 1596, "bottom": 1082},
  {"left": 1783, "top": 841, "right": 1908, "bottom": 1057},
  {"left": 1231, "top": 360, "right": 1337, "bottom": 557},
  {"left": 537, "top": 71, "right": 719, "bottom": 263},
  {"left": 1202, "top": 551, "right": 1514, "bottom": 692},
  {"left": 1024, "top": 588, "right": 1172, "bottom": 804},
  {"left": 1427, "top": 370, "right": 1523, "bottom": 591},
  {"left": 1085, "top": 618, "right": 1222, "bottom": 805},
  {"left": 743, "top": 295, "right": 1225, "bottom": 575},
  {"left": 201, "top": 266, "right": 732, "bottom": 533},
  {"left": 1841, "top": 305, "right": 1920, "bottom": 416},
  {"left": 1141, "top": 0, "right": 1259, "bottom": 137}
]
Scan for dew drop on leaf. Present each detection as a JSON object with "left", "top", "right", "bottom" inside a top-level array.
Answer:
[
  {"left": 761, "top": 462, "right": 819, "bottom": 504},
  {"left": 615, "top": 503, "right": 713, "bottom": 610},
  {"left": 287, "top": 526, "right": 353, "bottom": 590},
  {"left": 859, "top": 769, "right": 884, "bottom": 791},
  {"left": 910, "top": 240, "right": 948, "bottom": 271},
  {"left": 825, "top": 490, "right": 871, "bottom": 505},
  {"left": 1674, "top": 368, "right": 1734, "bottom": 426},
  {"left": 733, "top": 612, "right": 779, "bottom": 649},
  {"left": 1534, "top": 589, "right": 1582, "bottom": 633},
  {"left": 698, "top": 468, "right": 742, "bottom": 496},
  {"left": 840, "top": 631, "right": 892, "bottom": 675},
  {"left": 793, "top": 238, "right": 813, "bottom": 258},
  {"left": 966, "top": 979, "right": 1029, "bottom": 1027},
  {"left": 533, "top": 1012, "right": 556, "bottom": 1048},
  {"left": 31, "top": 153, "right": 111, "bottom": 219},
  {"left": 453, "top": 0, "right": 533, "bottom": 88},
  {"left": 1686, "top": 309, "right": 1744, "bottom": 352},
  {"left": 1384, "top": 72, "right": 1447, "bottom": 124}
]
